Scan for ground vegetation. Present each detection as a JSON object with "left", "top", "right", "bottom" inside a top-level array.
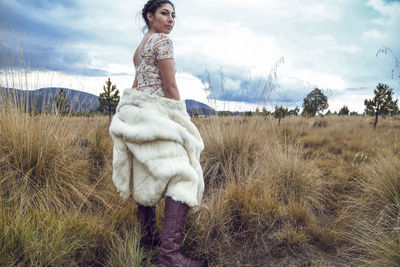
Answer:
[{"left": 1, "top": 96, "right": 400, "bottom": 265}]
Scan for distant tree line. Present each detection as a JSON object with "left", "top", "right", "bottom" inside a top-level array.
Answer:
[
  {"left": 218, "top": 83, "right": 398, "bottom": 129},
  {"left": 47, "top": 77, "right": 399, "bottom": 130}
]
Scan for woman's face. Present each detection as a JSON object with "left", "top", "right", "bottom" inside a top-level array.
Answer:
[{"left": 147, "top": 3, "right": 175, "bottom": 34}]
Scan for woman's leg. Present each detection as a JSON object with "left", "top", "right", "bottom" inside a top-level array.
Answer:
[
  {"left": 137, "top": 204, "right": 161, "bottom": 247},
  {"left": 158, "top": 196, "right": 207, "bottom": 267}
]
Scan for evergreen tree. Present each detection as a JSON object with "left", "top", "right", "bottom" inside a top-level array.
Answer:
[
  {"left": 262, "top": 107, "right": 270, "bottom": 116},
  {"left": 364, "top": 83, "right": 398, "bottom": 128},
  {"left": 99, "top": 78, "right": 120, "bottom": 122},
  {"left": 274, "top": 105, "right": 288, "bottom": 125},
  {"left": 338, "top": 105, "right": 350, "bottom": 116}
]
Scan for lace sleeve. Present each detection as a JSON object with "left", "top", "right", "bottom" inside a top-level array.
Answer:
[{"left": 153, "top": 33, "right": 174, "bottom": 61}]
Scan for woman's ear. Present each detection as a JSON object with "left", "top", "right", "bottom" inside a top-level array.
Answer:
[{"left": 147, "top": 12, "right": 153, "bottom": 24}]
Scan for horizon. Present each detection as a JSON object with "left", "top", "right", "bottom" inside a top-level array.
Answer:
[{"left": 1, "top": 86, "right": 372, "bottom": 114}]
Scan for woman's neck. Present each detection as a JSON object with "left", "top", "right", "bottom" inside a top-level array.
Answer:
[{"left": 147, "top": 29, "right": 157, "bottom": 35}]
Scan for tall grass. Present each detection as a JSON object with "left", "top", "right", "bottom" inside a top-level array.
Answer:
[
  {"left": 0, "top": 39, "right": 157, "bottom": 266},
  {"left": 182, "top": 116, "right": 345, "bottom": 266},
  {"left": 343, "top": 150, "right": 400, "bottom": 266},
  {"left": 0, "top": 106, "right": 113, "bottom": 212},
  {"left": 199, "top": 117, "right": 268, "bottom": 194},
  {"left": 2, "top": 79, "right": 400, "bottom": 266}
]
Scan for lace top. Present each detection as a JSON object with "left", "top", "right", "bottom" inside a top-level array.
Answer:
[{"left": 134, "top": 33, "right": 175, "bottom": 97}]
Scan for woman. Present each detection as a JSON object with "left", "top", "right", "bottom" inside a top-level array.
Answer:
[{"left": 109, "top": 0, "right": 206, "bottom": 266}]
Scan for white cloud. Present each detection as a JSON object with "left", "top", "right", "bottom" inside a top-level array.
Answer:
[
  {"left": 328, "top": 45, "right": 362, "bottom": 54},
  {"left": 363, "top": 29, "right": 388, "bottom": 40},
  {"left": 2, "top": 0, "right": 400, "bottom": 111},
  {"left": 329, "top": 91, "right": 373, "bottom": 113},
  {"left": 367, "top": 0, "right": 400, "bottom": 17},
  {"left": 204, "top": 99, "right": 260, "bottom": 112},
  {"left": 0, "top": 69, "right": 133, "bottom": 96},
  {"left": 294, "top": 69, "right": 346, "bottom": 91},
  {"left": 314, "top": 34, "right": 335, "bottom": 41},
  {"left": 176, "top": 72, "right": 209, "bottom": 102},
  {"left": 175, "top": 25, "right": 283, "bottom": 73},
  {"left": 303, "top": 3, "right": 340, "bottom": 20}
]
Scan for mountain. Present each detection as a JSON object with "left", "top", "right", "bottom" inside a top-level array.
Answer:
[
  {"left": 0, "top": 87, "right": 99, "bottom": 112},
  {"left": 185, "top": 99, "right": 216, "bottom": 116},
  {"left": 0, "top": 87, "right": 215, "bottom": 115}
]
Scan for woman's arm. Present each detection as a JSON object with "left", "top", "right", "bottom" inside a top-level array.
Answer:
[
  {"left": 132, "top": 75, "right": 138, "bottom": 88},
  {"left": 159, "top": 58, "right": 180, "bottom": 100}
]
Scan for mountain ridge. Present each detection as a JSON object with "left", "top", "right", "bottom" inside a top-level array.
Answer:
[{"left": 0, "top": 87, "right": 215, "bottom": 115}]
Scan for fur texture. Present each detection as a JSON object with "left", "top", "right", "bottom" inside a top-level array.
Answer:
[{"left": 109, "top": 89, "right": 204, "bottom": 208}]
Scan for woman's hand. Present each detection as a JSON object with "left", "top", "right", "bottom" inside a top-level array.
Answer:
[{"left": 158, "top": 58, "right": 180, "bottom": 100}]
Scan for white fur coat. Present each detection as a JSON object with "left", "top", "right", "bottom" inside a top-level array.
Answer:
[{"left": 109, "top": 89, "right": 204, "bottom": 207}]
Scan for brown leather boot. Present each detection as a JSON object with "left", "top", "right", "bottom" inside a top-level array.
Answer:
[
  {"left": 158, "top": 197, "right": 207, "bottom": 267},
  {"left": 137, "top": 204, "right": 161, "bottom": 247}
]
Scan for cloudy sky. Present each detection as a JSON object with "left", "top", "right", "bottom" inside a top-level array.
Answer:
[{"left": 0, "top": 0, "right": 399, "bottom": 112}]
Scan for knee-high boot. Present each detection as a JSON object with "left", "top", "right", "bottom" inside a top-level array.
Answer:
[
  {"left": 158, "top": 196, "right": 207, "bottom": 267},
  {"left": 137, "top": 204, "right": 161, "bottom": 247}
]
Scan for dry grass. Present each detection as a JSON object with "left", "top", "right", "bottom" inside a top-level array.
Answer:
[
  {"left": 0, "top": 107, "right": 114, "bottom": 213},
  {"left": 340, "top": 150, "right": 400, "bottom": 266},
  {"left": 1, "top": 92, "right": 400, "bottom": 266}
]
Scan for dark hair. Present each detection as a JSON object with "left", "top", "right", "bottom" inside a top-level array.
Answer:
[{"left": 142, "top": 0, "right": 175, "bottom": 31}]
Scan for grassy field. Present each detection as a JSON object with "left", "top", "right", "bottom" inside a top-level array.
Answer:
[{"left": 1, "top": 104, "right": 400, "bottom": 266}]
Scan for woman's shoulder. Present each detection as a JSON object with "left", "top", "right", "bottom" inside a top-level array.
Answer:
[
  {"left": 151, "top": 33, "right": 173, "bottom": 45},
  {"left": 149, "top": 33, "right": 174, "bottom": 60}
]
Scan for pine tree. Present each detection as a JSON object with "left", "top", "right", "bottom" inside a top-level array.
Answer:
[
  {"left": 338, "top": 105, "right": 350, "bottom": 116},
  {"left": 364, "top": 83, "right": 398, "bottom": 128},
  {"left": 262, "top": 107, "right": 270, "bottom": 116},
  {"left": 99, "top": 78, "right": 120, "bottom": 122},
  {"left": 274, "top": 105, "right": 288, "bottom": 125}
]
